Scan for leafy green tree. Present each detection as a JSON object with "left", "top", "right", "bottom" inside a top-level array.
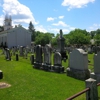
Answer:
[
  {"left": 35, "top": 32, "right": 52, "bottom": 46},
  {"left": 94, "top": 29, "right": 100, "bottom": 45},
  {"left": 66, "top": 29, "right": 90, "bottom": 45}
]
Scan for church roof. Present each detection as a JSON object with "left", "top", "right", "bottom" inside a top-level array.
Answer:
[{"left": 0, "top": 26, "right": 31, "bottom": 35}]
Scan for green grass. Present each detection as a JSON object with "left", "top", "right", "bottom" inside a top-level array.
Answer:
[{"left": 0, "top": 51, "right": 99, "bottom": 100}]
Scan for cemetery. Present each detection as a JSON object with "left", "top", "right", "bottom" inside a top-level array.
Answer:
[{"left": 0, "top": 29, "right": 100, "bottom": 100}]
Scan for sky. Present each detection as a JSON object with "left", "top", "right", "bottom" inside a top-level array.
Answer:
[{"left": 0, "top": 0, "right": 100, "bottom": 35}]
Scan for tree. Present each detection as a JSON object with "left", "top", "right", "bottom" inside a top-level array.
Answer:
[
  {"left": 35, "top": 32, "right": 52, "bottom": 46},
  {"left": 0, "top": 26, "right": 4, "bottom": 32},
  {"left": 28, "top": 21, "right": 35, "bottom": 41},
  {"left": 66, "top": 29, "right": 90, "bottom": 45},
  {"left": 94, "top": 29, "right": 100, "bottom": 45}
]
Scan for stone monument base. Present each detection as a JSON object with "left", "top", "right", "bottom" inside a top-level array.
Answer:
[
  {"left": 53, "top": 65, "right": 64, "bottom": 73},
  {"left": 42, "top": 64, "right": 51, "bottom": 71},
  {"left": 0, "top": 70, "right": 3, "bottom": 79},
  {"left": 33, "top": 62, "right": 42, "bottom": 69},
  {"left": 90, "top": 72, "right": 100, "bottom": 83},
  {"left": 67, "top": 68, "right": 90, "bottom": 81}
]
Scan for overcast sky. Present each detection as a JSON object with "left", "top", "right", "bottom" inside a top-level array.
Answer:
[{"left": 0, "top": 0, "right": 100, "bottom": 34}]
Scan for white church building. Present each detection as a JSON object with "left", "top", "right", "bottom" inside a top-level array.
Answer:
[{"left": 0, "top": 15, "right": 31, "bottom": 48}]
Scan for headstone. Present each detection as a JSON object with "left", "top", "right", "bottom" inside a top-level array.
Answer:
[
  {"left": 0, "top": 70, "right": 3, "bottom": 79},
  {"left": 16, "top": 54, "right": 19, "bottom": 61},
  {"left": 30, "top": 54, "right": 34, "bottom": 65},
  {"left": 67, "top": 49, "right": 90, "bottom": 80},
  {"left": 6, "top": 49, "right": 11, "bottom": 61},
  {"left": 42, "top": 44, "right": 52, "bottom": 71},
  {"left": 34, "top": 45, "right": 43, "bottom": 69},
  {"left": 91, "top": 52, "right": 100, "bottom": 83},
  {"left": 19, "top": 46, "right": 24, "bottom": 56},
  {"left": 53, "top": 52, "right": 64, "bottom": 73},
  {"left": 88, "top": 46, "right": 93, "bottom": 54}
]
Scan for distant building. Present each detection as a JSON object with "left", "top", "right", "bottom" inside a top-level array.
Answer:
[{"left": 0, "top": 15, "right": 31, "bottom": 48}]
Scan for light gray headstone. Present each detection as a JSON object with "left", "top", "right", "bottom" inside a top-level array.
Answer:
[
  {"left": 54, "top": 52, "right": 62, "bottom": 66},
  {"left": 44, "top": 44, "right": 52, "bottom": 64},
  {"left": 94, "top": 52, "right": 100, "bottom": 74},
  {"left": 69, "top": 49, "right": 88, "bottom": 70}
]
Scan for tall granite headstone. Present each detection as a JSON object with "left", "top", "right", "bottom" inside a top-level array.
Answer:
[{"left": 43, "top": 44, "right": 52, "bottom": 71}]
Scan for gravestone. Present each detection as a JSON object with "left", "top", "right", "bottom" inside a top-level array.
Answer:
[
  {"left": 34, "top": 45, "right": 43, "bottom": 69},
  {"left": 19, "top": 46, "right": 24, "bottom": 56},
  {"left": 6, "top": 49, "right": 11, "bottom": 61},
  {"left": 88, "top": 46, "right": 93, "bottom": 54},
  {"left": 42, "top": 44, "right": 52, "bottom": 71},
  {"left": 53, "top": 52, "right": 64, "bottom": 73},
  {"left": 91, "top": 52, "right": 100, "bottom": 83},
  {"left": 30, "top": 54, "right": 34, "bottom": 65},
  {"left": 67, "top": 49, "right": 90, "bottom": 80},
  {"left": 0, "top": 70, "right": 3, "bottom": 79},
  {"left": 16, "top": 54, "right": 19, "bottom": 61}
]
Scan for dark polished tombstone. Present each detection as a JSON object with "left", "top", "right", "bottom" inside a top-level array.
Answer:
[
  {"left": 33, "top": 45, "right": 43, "bottom": 69},
  {"left": 30, "top": 54, "right": 34, "bottom": 65},
  {"left": 0, "top": 70, "right": 3, "bottom": 79}
]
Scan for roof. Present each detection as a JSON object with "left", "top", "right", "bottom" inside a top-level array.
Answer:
[{"left": 0, "top": 26, "right": 31, "bottom": 35}]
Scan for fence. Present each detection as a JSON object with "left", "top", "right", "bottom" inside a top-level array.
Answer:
[{"left": 66, "top": 78, "right": 100, "bottom": 100}]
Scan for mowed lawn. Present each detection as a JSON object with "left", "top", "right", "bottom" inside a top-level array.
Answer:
[{"left": 0, "top": 51, "right": 100, "bottom": 100}]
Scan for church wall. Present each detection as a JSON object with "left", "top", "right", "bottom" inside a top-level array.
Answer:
[
  {"left": 0, "top": 33, "right": 7, "bottom": 46},
  {"left": 7, "top": 31, "right": 16, "bottom": 48}
]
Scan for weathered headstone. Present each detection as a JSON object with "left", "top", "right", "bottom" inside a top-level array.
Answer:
[
  {"left": 19, "top": 46, "right": 24, "bottom": 56},
  {"left": 53, "top": 52, "right": 64, "bottom": 73},
  {"left": 34, "top": 45, "right": 43, "bottom": 69},
  {"left": 67, "top": 49, "right": 90, "bottom": 80},
  {"left": 6, "top": 49, "right": 11, "bottom": 61},
  {"left": 91, "top": 52, "right": 100, "bottom": 83},
  {"left": 42, "top": 44, "right": 52, "bottom": 71}
]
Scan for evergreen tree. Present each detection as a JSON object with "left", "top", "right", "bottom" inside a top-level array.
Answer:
[{"left": 28, "top": 21, "right": 35, "bottom": 41}]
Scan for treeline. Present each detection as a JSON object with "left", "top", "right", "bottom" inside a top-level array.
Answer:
[{"left": 29, "top": 22, "right": 100, "bottom": 46}]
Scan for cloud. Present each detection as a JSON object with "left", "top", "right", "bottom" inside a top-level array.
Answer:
[
  {"left": 0, "top": 15, "right": 4, "bottom": 26},
  {"left": 35, "top": 25, "right": 47, "bottom": 33},
  {"left": 52, "top": 21, "right": 68, "bottom": 27},
  {"left": 0, "top": 0, "right": 38, "bottom": 26},
  {"left": 88, "top": 23, "right": 100, "bottom": 31},
  {"left": 58, "top": 16, "right": 64, "bottom": 19},
  {"left": 62, "top": 0, "right": 95, "bottom": 11},
  {"left": 47, "top": 17, "right": 56, "bottom": 21}
]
